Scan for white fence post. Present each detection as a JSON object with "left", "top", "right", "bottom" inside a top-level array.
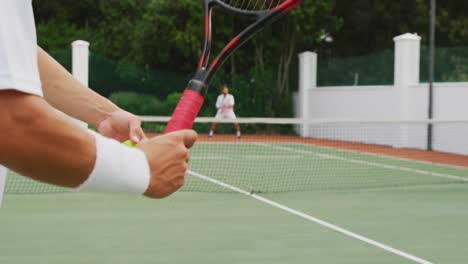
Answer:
[
  {"left": 70, "top": 40, "right": 90, "bottom": 129},
  {"left": 298, "top": 51, "right": 317, "bottom": 137},
  {"left": 393, "top": 33, "right": 421, "bottom": 147}
]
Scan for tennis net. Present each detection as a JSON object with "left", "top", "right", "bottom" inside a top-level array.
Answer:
[{"left": 5, "top": 117, "right": 468, "bottom": 194}]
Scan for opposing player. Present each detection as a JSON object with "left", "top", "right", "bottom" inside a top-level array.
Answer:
[
  {"left": 0, "top": 0, "right": 196, "bottom": 203},
  {"left": 209, "top": 86, "right": 241, "bottom": 139}
]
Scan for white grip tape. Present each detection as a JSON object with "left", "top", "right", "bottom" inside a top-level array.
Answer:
[{"left": 77, "top": 131, "right": 150, "bottom": 194}]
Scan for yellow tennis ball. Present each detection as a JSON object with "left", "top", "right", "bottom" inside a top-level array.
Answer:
[{"left": 123, "top": 140, "right": 136, "bottom": 148}]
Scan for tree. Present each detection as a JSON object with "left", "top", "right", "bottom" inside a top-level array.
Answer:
[
  {"left": 329, "top": 0, "right": 468, "bottom": 58},
  {"left": 33, "top": 0, "right": 468, "bottom": 116}
]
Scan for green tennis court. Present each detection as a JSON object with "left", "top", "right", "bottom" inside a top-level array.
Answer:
[{"left": 2, "top": 140, "right": 468, "bottom": 263}]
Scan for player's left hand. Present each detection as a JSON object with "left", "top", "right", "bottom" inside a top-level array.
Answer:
[{"left": 97, "top": 110, "right": 146, "bottom": 144}]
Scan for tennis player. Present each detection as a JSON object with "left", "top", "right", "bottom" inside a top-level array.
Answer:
[
  {"left": 0, "top": 0, "right": 196, "bottom": 203},
  {"left": 209, "top": 86, "right": 241, "bottom": 138}
]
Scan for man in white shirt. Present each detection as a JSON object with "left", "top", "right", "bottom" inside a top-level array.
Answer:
[
  {"left": 0, "top": 0, "right": 196, "bottom": 205},
  {"left": 209, "top": 86, "right": 241, "bottom": 139}
]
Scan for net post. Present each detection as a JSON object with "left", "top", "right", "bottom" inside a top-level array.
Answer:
[
  {"left": 428, "top": 0, "right": 436, "bottom": 151},
  {"left": 0, "top": 166, "right": 6, "bottom": 207},
  {"left": 298, "top": 51, "right": 317, "bottom": 137},
  {"left": 70, "top": 40, "right": 90, "bottom": 130},
  {"left": 393, "top": 34, "right": 421, "bottom": 148}
]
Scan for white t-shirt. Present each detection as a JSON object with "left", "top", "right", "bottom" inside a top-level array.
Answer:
[
  {"left": 215, "top": 94, "right": 235, "bottom": 113},
  {"left": 0, "top": 0, "right": 41, "bottom": 205},
  {"left": 0, "top": 0, "right": 42, "bottom": 96}
]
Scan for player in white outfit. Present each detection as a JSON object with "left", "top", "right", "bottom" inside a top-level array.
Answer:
[
  {"left": 209, "top": 86, "right": 241, "bottom": 138},
  {"left": 0, "top": 0, "right": 196, "bottom": 204}
]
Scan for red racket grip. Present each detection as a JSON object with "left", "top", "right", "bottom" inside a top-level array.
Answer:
[{"left": 164, "top": 89, "right": 204, "bottom": 134}]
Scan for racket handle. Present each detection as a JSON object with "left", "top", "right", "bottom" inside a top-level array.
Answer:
[{"left": 164, "top": 89, "right": 204, "bottom": 134}]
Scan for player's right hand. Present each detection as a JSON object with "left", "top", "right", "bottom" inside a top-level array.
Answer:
[{"left": 137, "top": 130, "right": 197, "bottom": 198}]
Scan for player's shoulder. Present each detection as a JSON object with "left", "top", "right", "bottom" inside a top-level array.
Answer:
[{"left": 228, "top": 93, "right": 235, "bottom": 98}]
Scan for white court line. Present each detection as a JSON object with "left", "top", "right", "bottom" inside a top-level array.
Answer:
[
  {"left": 191, "top": 155, "right": 307, "bottom": 160},
  {"left": 199, "top": 141, "right": 468, "bottom": 170},
  {"left": 289, "top": 142, "right": 468, "bottom": 171},
  {"left": 243, "top": 155, "right": 309, "bottom": 160},
  {"left": 188, "top": 170, "right": 433, "bottom": 264},
  {"left": 255, "top": 143, "right": 468, "bottom": 183},
  {"left": 191, "top": 154, "right": 324, "bottom": 161},
  {"left": 191, "top": 156, "right": 227, "bottom": 160}
]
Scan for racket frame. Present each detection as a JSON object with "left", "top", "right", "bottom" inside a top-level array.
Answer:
[
  {"left": 191, "top": 0, "right": 301, "bottom": 94},
  {"left": 165, "top": 0, "right": 302, "bottom": 133}
]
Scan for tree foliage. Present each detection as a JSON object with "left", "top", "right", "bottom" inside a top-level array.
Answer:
[
  {"left": 32, "top": 0, "right": 468, "bottom": 117},
  {"left": 329, "top": 0, "right": 468, "bottom": 57},
  {"left": 109, "top": 92, "right": 169, "bottom": 115}
]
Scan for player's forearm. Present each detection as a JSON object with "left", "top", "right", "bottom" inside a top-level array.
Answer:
[
  {"left": 0, "top": 91, "right": 95, "bottom": 188},
  {"left": 37, "top": 47, "right": 119, "bottom": 127}
]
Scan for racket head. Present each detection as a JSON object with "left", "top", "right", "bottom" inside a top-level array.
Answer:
[
  {"left": 217, "top": 0, "right": 302, "bottom": 14},
  {"left": 198, "top": 0, "right": 302, "bottom": 82},
  {"left": 164, "top": 0, "right": 302, "bottom": 133}
]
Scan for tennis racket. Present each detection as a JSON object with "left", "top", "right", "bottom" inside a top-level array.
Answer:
[{"left": 164, "top": 0, "right": 302, "bottom": 133}]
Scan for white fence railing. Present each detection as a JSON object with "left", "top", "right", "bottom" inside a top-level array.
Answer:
[{"left": 295, "top": 33, "right": 468, "bottom": 155}]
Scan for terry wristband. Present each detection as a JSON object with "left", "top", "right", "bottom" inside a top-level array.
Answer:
[{"left": 77, "top": 131, "right": 150, "bottom": 194}]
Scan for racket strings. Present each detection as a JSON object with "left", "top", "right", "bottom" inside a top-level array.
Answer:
[{"left": 224, "top": 0, "right": 284, "bottom": 11}]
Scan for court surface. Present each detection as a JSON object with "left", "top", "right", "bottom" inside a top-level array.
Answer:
[{"left": 2, "top": 141, "right": 468, "bottom": 264}]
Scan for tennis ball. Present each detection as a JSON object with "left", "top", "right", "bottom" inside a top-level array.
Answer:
[{"left": 123, "top": 140, "right": 136, "bottom": 148}]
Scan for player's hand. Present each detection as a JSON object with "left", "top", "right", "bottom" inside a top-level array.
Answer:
[
  {"left": 97, "top": 110, "right": 146, "bottom": 144},
  {"left": 138, "top": 130, "right": 198, "bottom": 199}
]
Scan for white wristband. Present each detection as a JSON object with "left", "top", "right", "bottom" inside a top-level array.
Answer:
[{"left": 77, "top": 131, "right": 150, "bottom": 194}]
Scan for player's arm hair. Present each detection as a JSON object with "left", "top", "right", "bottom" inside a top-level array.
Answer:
[
  {"left": 0, "top": 91, "right": 95, "bottom": 188},
  {"left": 37, "top": 47, "right": 119, "bottom": 127}
]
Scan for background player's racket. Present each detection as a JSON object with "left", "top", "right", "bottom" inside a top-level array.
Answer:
[{"left": 164, "top": 0, "right": 302, "bottom": 133}]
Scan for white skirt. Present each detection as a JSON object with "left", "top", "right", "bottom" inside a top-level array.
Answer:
[{"left": 215, "top": 110, "right": 237, "bottom": 120}]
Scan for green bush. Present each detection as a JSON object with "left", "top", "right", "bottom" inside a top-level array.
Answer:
[
  {"left": 109, "top": 92, "right": 169, "bottom": 115},
  {"left": 420, "top": 46, "right": 468, "bottom": 83},
  {"left": 37, "top": 18, "right": 91, "bottom": 51},
  {"left": 318, "top": 49, "right": 394, "bottom": 86},
  {"left": 204, "top": 70, "right": 292, "bottom": 118},
  {"left": 89, "top": 52, "right": 191, "bottom": 98},
  {"left": 165, "top": 92, "right": 182, "bottom": 112}
]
